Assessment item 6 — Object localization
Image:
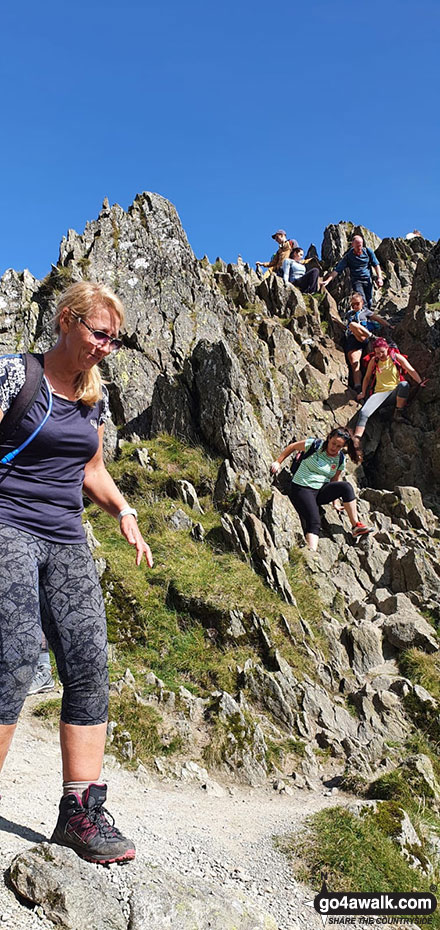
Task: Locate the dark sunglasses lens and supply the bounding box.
[92,330,122,351]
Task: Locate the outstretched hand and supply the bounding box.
[120,515,154,567]
[270,461,281,475]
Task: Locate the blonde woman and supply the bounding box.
[0,282,152,864]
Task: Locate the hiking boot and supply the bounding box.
[352,522,374,538]
[393,408,410,423]
[51,783,135,864]
[27,664,55,695]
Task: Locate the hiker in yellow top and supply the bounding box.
[354,338,427,438]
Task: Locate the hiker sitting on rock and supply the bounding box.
[270,428,372,551]
[354,337,426,438]
[282,247,320,294]
[344,292,394,397]
[322,234,383,309]
[256,229,298,277]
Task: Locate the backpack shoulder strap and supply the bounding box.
[0,353,44,445]
[303,438,322,460]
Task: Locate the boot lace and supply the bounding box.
[88,804,121,838]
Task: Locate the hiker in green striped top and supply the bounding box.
[270,428,373,551]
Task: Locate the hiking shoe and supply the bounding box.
[352,522,374,538]
[51,783,135,864]
[27,664,55,695]
[393,408,410,422]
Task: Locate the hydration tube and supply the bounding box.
[0,375,53,465]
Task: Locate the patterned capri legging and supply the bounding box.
[0,523,108,726]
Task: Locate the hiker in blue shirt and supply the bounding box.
[0,281,153,866]
[344,292,394,396]
[322,235,383,309]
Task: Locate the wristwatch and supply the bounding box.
[118,506,138,524]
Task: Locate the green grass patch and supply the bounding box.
[81,433,332,766]
[108,687,182,768]
[280,805,439,921]
[88,440,320,692]
[266,736,306,769]
[399,649,440,700]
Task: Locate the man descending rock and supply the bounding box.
[322,234,383,308]
[282,247,320,294]
[256,229,298,277]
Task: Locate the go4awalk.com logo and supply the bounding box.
[305,876,437,926]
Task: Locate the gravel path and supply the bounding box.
[0,694,366,929]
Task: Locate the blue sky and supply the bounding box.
[1,0,439,280]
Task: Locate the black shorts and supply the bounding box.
[345,331,370,353]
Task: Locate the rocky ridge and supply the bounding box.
[1,194,440,925]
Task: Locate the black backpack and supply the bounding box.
[0,353,45,457]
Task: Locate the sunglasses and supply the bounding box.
[72,314,123,352]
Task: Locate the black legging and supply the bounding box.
[289,480,355,537]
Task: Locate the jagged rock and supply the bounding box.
[238,482,263,519]
[210,691,268,785]
[382,608,438,653]
[168,508,192,531]
[221,513,250,557]
[413,683,437,708]
[375,236,433,316]
[348,601,378,622]
[402,754,440,803]
[389,548,440,604]
[344,621,384,675]
[129,865,278,929]
[244,513,296,604]
[213,459,238,505]
[361,485,437,532]
[0,269,40,355]
[83,520,101,551]
[395,485,437,531]
[168,478,204,513]
[191,522,205,541]
[240,660,299,731]
[263,488,304,562]
[256,271,306,317]
[321,617,351,676]
[132,447,153,469]
[9,843,127,930]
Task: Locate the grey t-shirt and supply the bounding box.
[0,355,110,544]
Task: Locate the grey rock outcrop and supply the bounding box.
[9,843,127,930]
[2,193,440,793]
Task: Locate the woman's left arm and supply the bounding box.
[83,426,153,567]
[395,354,425,385]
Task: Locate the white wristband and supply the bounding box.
[118,506,138,524]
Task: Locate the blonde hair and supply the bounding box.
[54,282,125,407]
